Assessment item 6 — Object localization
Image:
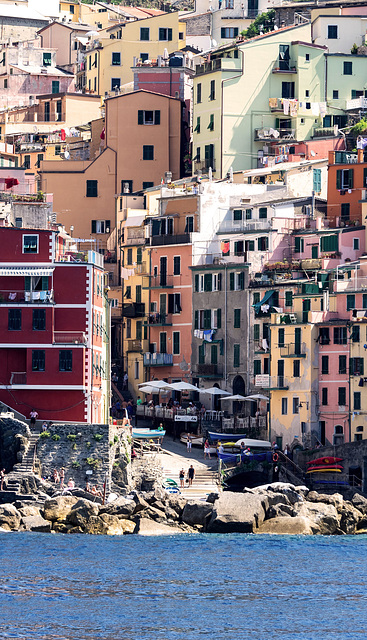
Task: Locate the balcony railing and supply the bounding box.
[0,290,54,304]
[9,372,27,385]
[135,262,149,274]
[53,331,86,345]
[127,339,148,352]
[255,128,296,141]
[269,376,289,390]
[312,125,338,138]
[195,159,216,172]
[346,97,367,110]
[143,275,174,288]
[143,352,173,366]
[269,97,298,112]
[195,57,242,76]
[218,219,272,233]
[150,233,191,247]
[272,59,297,73]
[280,342,306,358]
[334,151,359,165]
[121,302,145,318]
[147,313,172,326]
[192,364,223,378]
[125,228,145,245]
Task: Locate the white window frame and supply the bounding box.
[281,397,288,415]
[199,274,204,292]
[95,220,106,234]
[22,234,39,254]
[234,272,242,290]
[213,273,219,291]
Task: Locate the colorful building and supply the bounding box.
[327,149,367,228]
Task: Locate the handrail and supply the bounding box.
[277,450,306,479]
[32,439,37,473]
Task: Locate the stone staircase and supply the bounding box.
[158,451,220,501]
[13,431,39,474]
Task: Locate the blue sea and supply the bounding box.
[0,532,366,640]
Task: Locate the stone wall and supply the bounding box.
[0,415,31,472]
[181,13,211,36]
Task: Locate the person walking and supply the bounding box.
[204,439,211,459]
[179,468,185,489]
[188,465,195,487]
[187,434,192,452]
[29,409,38,428]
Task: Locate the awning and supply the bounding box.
[76,36,88,45]
[0,267,54,277]
[252,289,275,311]
[122,214,146,228]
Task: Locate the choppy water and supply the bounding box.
[0,532,366,640]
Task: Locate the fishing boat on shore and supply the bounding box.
[132,428,166,439]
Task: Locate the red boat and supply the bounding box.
[307,456,343,466]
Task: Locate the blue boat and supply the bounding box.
[208,431,248,443]
[218,451,272,464]
[132,429,166,439]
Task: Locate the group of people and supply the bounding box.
[179,465,195,489]
[52,468,73,490]
[111,399,135,420]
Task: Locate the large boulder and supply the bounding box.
[100,513,135,535]
[293,501,339,535]
[339,503,363,534]
[100,497,136,519]
[207,492,266,533]
[267,503,295,519]
[182,501,213,527]
[253,483,306,505]
[167,496,187,516]
[135,517,183,535]
[257,516,320,535]
[132,494,151,514]
[306,491,344,512]
[67,499,100,529]
[351,494,367,515]
[22,514,51,533]
[43,495,80,522]
[17,505,42,518]
[0,504,21,530]
[83,516,108,535]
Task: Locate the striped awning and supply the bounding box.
[0,267,54,277]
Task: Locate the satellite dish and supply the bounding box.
[310,150,316,157]
[64,150,70,159]
[211,39,218,47]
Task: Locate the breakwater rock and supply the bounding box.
[1,481,367,536]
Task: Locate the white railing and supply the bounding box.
[346,97,367,110]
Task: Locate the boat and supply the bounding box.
[307,456,343,466]
[307,464,343,472]
[180,432,204,446]
[306,468,342,474]
[234,438,272,449]
[132,428,166,439]
[218,451,272,464]
[208,431,249,443]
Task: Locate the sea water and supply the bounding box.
[0,532,366,640]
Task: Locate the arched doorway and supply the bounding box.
[333,424,344,446]
[232,375,245,415]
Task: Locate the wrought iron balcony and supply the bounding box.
[121,302,145,318]
[272,59,297,73]
[143,352,173,366]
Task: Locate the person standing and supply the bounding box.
[187,434,192,452]
[123,372,128,390]
[30,409,38,427]
[188,465,195,487]
[0,468,5,491]
[179,468,185,489]
[60,468,65,489]
[204,439,211,459]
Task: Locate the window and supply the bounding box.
[320,234,338,253]
[168,293,181,314]
[233,344,240,368]
[341,203,350,222]
[221,27,239,38]
[55,145,61,156]
[37,153,44,168]
[195,148,200,163]
[254,324,260,342]
[112,52,121,65]
[328,25,338,39]
[121,180,133,194]
[185,216,194,233]
[210,80,215,100]
[52,80,59,94]
[353,238,360,251]
[338,387,346,406]
[343,61,352,76]
[173,331,180,355]
[197,83,201,103]
[257,237,268,251]
[32,350,45,372]
[282,82,295,99]
[111,78,121,91]
[313,168,321,193]
[234,308,241,328]
[199,343,205,364]
[33,309,45,331]
[363,293,367,309]
[351,325,360,343]
[347,294,355,311]
[23,234,38,253]
[127,248,133,265]
[134,360,139,380]
[278,328,285,347]
[211,344,218,365]
[194,117,200,133]
[305,54,310,62]
[246,209,252,220]
[254,360,261,375]
[173,256,181,275]
[293,360,300,378]
[138,110,160,125]
[140,27,149,40]
[43,52,52,66]
[59,350,72,372]
[281,398,288,415]
[234,241,244,256]
[339,355,347,375]
[4,79,7,88]
[208,114,214,131]
[86,180,98,197]
[91,220,110,234]
[136,285,142,304]
[253,292,260,306]
[159,28,172,41]
[143,181,153,190]
[229,271,245,291]
[15,217,22,228]
[350,357,364,376]
[321,355,329,375]
[8,309,21,331]
[160,332,167,353]
[285,291,293,308]
[293,397,299,414]
[336,168,353,190]
[24,155,31,169]
[354,392,361,411]
[334,327,347,344]
[294,237,304,253]
[259,207,267,219]
[126,318,131,338]
[321,388,328,406]
[333,90,339,99]
[143,145,154,160]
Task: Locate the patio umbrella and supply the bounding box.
[139,385,162,394]
[138,380,171,389]
[222,394,247,401]
[243,394,269,401]
[168,382,200,391]
[201,387,231,395]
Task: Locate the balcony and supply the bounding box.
[150,233,191,247]
[121,302,145,318]
[147,313,172,326]
[135,262,149,275]
[124,228,145,245]
[269,376,289,390]
[142,275,173,289]
[0,290,54,304]
[255,128,296,141]
[334,151,359,165]
[217,219,272,234]
[346,97,367,110]
[143,352,173,366]
[312,125,338,138]
[9,372,27,385]
[192,364,223,378]
[194,159,216,172]
[53,331,87,345]
[127,339,148,352]
[195,57,242,76]
[272,60,297,74]
[280,342,306,358]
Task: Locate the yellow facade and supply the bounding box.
[83,12,186,95]
[59,1,82,22]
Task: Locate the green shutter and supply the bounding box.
[239,272,245,290]
[348,168,354,189]
[364,167,367,187]
[199,343,205,364]
[217,273,222,290]
[92,220,96,233]
[168,28,172,41]
[233,344,240,368]
[221,27,225,38]
[194,274,199,292]
[234,28,238,37]
[254,324,260,341]
[217,308,221,328]
[211,344,218,365]
[41,276,48,291]
[336,169,342,190]
[138,110,144,124]
[230,272,234,290]
[136,247,142,264]
[254,360,261,375]
[204,273,212,291]
[204,309,211,329]
[194,310,198,329]
[234,309,241,328]
[24,276,31,291]
[154,110,160,125]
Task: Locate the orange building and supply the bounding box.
[327,148,367,227]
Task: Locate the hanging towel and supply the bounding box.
[290,100,298,117]
[311,103,320,116]
[319,102,327,118]
[269,97,278,109]
[203,330,214,342]
[283,99,290,115]
[221,241,230,254]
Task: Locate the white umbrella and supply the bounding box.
[222,394,247,401]
[139,385,162,394]
[168,382,199,391]
[138,380,170,389]
[201,387,231,396]
[243,394,269,401]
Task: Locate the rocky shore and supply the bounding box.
[1,477,367,536]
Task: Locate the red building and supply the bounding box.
[0,227,109,423]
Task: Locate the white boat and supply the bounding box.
[234,438,272,449]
